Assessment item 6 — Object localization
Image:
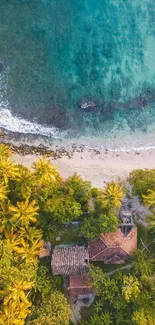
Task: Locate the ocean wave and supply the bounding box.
[101,146,155,152]
[0,69,67,138]
[0,106,67,138]
[1,105,155,152]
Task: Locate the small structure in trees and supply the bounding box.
[39,241,52,259]
[51,246,89,275]
[89,212,137,264]
[69,275,92,297]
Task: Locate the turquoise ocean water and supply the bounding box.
[0,0,155,148]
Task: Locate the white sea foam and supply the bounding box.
[102,146,155,152]
[0,70,155,151]
[1,104,155,152]
[0,68,67,138]
[0,106,67,138]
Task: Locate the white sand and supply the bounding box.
[12,147,155,188]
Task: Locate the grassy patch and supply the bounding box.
[55,225,87,246]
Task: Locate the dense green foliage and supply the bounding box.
[27,291,71,325]
[128,169,155,200]
[1,145,155,325]
[81,260,155,325]
[0,145,72,325]
[0,145,123,324]
[80,181,123,239]
[80,212,119,240]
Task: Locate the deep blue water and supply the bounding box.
[0,0,155,141]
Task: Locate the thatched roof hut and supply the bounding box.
[51,246,89,275]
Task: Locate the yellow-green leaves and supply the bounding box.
[0,300,32,325]
[142,190,155,230]
[1,280,33,306]
[0,182,8,201]
[142,189,155,208]
[4,227,42,264]
[31,291,71,325]
[0,146,44,325]
[132,309,155,325]
[12,237,43,264]
[122,275,140,302]
[0,144,12,159]
[32,156,61,185]
[15,165,35,199]
[9,199,39,228]
[0,158,19,184]
[98,181,124,210]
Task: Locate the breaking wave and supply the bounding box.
[0,70,67,138]
[0,106,67,138]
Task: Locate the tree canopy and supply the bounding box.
[128,169,155,200]
[1,144,155,325]
[0,146,72,325]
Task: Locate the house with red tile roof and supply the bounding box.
[50,210,137,298]
[69,275,92,296]
[89,211,137,264]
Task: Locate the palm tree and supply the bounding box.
[9,199,39,229]
[0,158,18,184]
[0,280,33,306]
[142,189,155,210]
[13,237,43,264]
[89,314,101,325]
[132,249,154,276]
[4,229,21,250]
[0,144,12,159]
[0,182,8,201]
[142,190,155,230]
[0,200,12,233]
[100,311,113,325]
[15,165,35,199]
[115,310,129,325]
[5,227,42,263]
[93,301,103,313]
[98,182,123,210]
[32,156,61,184]
[18,226,42,244]
[0,299,31,325]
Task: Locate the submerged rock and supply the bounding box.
[142,89,155,103]
[0,61,4,73]
[122,96,148,110]
[122,88,155,111]
[77,99,99,111]
[101,102,116,118]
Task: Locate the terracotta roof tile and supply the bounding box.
[100,229,124,247]
[121,227,137,254]
[88,239,107,259]
[89,227,137,263]
[69,276,92,296]
[90,247,130,261]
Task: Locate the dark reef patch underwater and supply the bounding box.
[0,0,155,141]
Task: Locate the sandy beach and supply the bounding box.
[12,146,155,188]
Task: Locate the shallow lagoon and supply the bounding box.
[0,0,155,145]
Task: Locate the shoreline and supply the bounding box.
[2,125,155,153]
[9,142,155,188]
[1,129,155,188]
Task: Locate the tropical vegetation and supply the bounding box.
[0,145,155,324]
